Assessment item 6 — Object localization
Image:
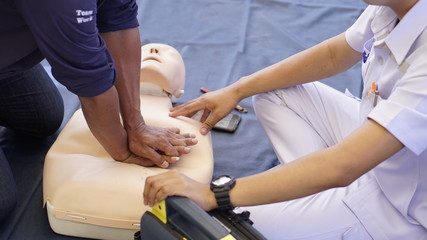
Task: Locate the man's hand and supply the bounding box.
[99,27,199,167]
[126,124,198,168]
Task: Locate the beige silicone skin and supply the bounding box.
[43,44,213,240]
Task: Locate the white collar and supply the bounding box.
[384,0,427,65]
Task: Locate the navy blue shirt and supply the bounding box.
[0,0,139,97]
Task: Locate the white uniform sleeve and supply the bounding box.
[345,6,377,53]
[368,43,427,155]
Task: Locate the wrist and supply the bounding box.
[210,175,236,210]
[206,188,218,210]
[227,77,250,101]
[115,151,132,162]
[123,115,145,131]
[108,135,132,161]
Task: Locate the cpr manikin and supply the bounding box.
[43,44,214,240]
[140,43,185,102]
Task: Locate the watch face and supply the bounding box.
[212,175,232,186]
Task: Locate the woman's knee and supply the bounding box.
[252,91,281,113]
[252,87,299,109]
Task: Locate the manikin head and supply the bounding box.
[140,43,185,102]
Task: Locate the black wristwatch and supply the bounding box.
[210,175,236,210]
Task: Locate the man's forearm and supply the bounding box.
[75,28,142,161]
[79,87,130,161]
[100,27,143,130]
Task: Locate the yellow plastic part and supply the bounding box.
[151,200,167,224]
[220,234,237,240]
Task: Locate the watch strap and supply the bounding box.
[213,187,233,210]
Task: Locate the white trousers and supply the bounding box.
[240,82,373,240]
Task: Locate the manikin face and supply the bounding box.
[140,43,185,98]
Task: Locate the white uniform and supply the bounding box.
[242,2,427,239]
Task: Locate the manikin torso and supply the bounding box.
[42,44,213,240]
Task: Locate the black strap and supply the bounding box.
[214,189,233,210]
[209,209,268,240]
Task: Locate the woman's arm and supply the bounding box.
[169,33,361,134]
[228,32,361,100]
[144,119,404,210]
[230,119,403,207]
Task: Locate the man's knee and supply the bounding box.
[0,151,18,221]
[34,91,65,137]
[19,105,64,137]
[0,191,17,221]
[0,98,64,137]
[37,106,64,137]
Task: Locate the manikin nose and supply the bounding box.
[150,48,159,54]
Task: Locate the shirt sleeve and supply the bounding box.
[14,0,137,97]
[345,6,376,53]
[368,44,427,155]
[97,0,139,33]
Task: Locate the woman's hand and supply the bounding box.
[143,171,217,211]
[169,88,240,135]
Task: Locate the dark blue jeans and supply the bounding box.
[0,63,64,220]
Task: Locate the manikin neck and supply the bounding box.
[140,82,181,103]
